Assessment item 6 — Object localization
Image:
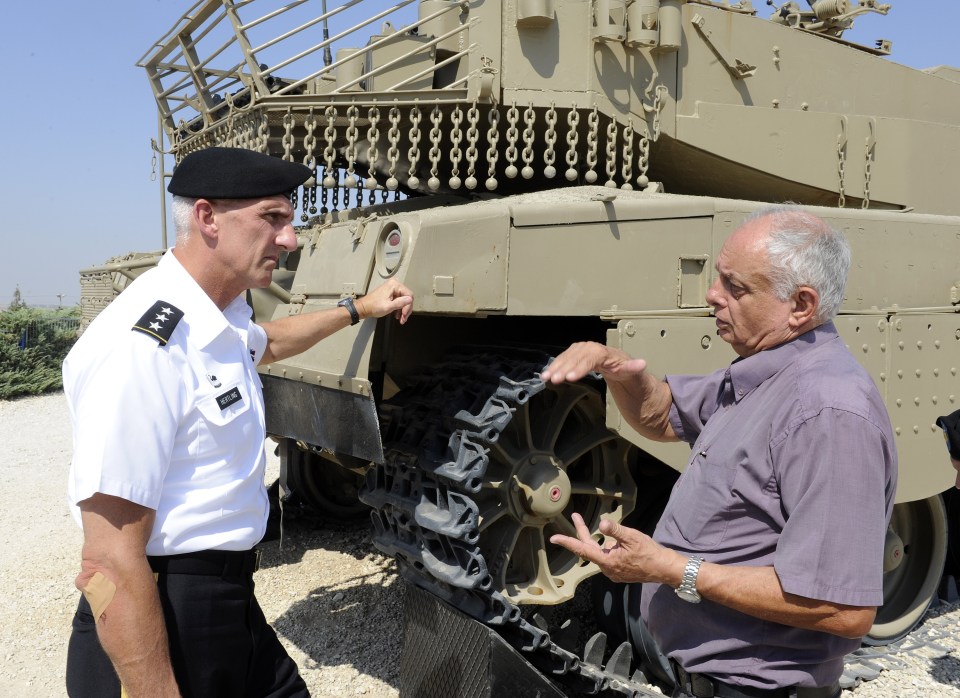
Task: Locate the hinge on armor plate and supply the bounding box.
[288,294,306,314]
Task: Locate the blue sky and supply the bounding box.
[0,1,957,307]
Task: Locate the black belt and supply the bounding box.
[148,548,261,577]
[672,660,840,698]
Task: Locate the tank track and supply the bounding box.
[361,350,663,697]
[360,350,902,695]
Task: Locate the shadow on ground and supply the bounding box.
[258,517,404,691]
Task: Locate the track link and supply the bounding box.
[361,351,660,696]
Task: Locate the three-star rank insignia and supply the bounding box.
[132,301,184,346]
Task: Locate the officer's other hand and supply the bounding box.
[356,279,414,324]
[540,342,648,385]
[549,513,665,584]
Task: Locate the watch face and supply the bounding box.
[676,588,701,603]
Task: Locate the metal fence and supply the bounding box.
[11,316,81,350]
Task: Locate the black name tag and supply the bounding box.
[216,387,242,410]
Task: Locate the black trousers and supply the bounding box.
[66,566,309,698]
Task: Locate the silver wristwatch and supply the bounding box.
[675,556,704,603]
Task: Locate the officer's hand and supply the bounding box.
[356,279,414,324]
[550,513,667,584]
[540,342,648,385]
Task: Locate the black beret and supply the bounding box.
[936,408,960,460]
[167,147,312,199]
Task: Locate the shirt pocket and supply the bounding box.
[670,457,739,548]
[194,385,256,461]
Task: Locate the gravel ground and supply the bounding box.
[1,391,958,697]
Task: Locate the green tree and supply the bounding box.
[0,306,80,399]
[8,285,26,311]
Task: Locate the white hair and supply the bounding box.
[171,196,198,246]
[745,206,851,322]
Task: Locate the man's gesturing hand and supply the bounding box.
[540,342,648,385]
[550,513,675,585]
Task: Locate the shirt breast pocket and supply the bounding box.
[195,385,255,457]
[670,458,739,548]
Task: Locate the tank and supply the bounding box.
[125,0,960,691]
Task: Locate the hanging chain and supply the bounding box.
[465,101,480,189]
[585,105,599,184]
[620,120,634,190]
[605,120,618,187]
[282,108,295,161]
[257,112,269,153]
[485,106,500,191]
[331,168,340,210]
[862,122,875,209]
[225,96,237,147]
[386,104,401,191]
[301,109,318,221]
[565,106,580,182]
[449,105,464,189]
[543,103,558,179]
[505,102,520,179]
[344,104,359,188]
[428,103,443,191]
[407,105,422,189]
[521,103,536,180]
[837,117,847,208]
[322,106,338,188]
[651,85,667,142]
[637,134,651,189]
[365,106,381,196]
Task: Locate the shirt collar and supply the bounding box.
[727,322,840,402]
[157,250,250,349]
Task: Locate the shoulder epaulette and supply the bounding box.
[132,301,184,346]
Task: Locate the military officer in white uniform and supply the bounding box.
[64,147,414,698]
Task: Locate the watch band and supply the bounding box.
[675,555,704,603]
[337,297,360,325]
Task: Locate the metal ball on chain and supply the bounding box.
[521,166,534,179]
[585,170,598,184]
[565,168,578,181]
[428,176,441,191]
[485,177,498,191]
[449,176,462,189]
[386,177,398,191]
[465,176,478,189]
[505,165,518,178]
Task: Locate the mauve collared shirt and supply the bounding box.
[639,321,897,690]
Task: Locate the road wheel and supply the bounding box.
[865,494,948,644]
[279,438,370,522]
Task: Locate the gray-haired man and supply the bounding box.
[545,208,897,698]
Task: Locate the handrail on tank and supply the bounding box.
[138,0,474,139]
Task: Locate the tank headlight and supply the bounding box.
[376,222,406,276]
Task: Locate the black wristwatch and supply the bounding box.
[337,297,360,325]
